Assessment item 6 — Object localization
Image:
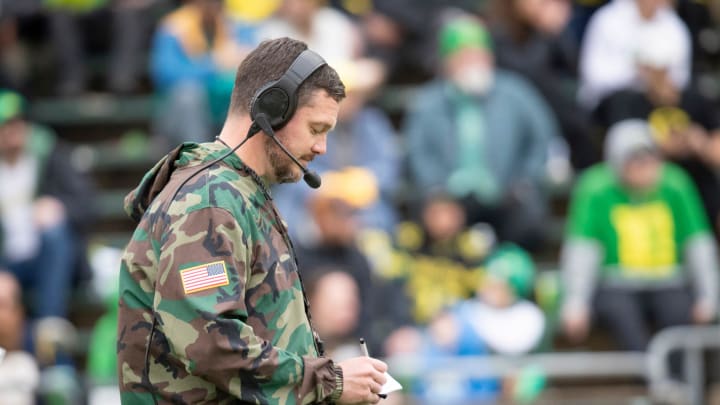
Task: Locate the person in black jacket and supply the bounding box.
[0,90,95,320]
[486,0,600,169]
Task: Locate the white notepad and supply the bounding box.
[380,372,402,395]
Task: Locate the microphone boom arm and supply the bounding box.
[254,113,322,188]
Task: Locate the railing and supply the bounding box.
[387,351,647,380]
[647,325,720,405]
[386,325,720,405]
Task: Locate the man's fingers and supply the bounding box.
[366,393,381,404]
[370,369,387,386]
[370,358,388,373]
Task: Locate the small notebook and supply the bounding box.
[380,372,402,395]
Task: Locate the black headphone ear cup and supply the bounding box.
[249,50,325,131]
[251,83,292,129]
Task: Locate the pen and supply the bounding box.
[359,338,369,357]
[360,338,386,399]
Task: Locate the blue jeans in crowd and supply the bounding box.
[2,221,77,319]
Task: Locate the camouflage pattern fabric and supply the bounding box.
[117,142,337,404]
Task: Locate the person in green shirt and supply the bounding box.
[560,119,718,350]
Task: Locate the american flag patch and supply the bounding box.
[180,261,229,295]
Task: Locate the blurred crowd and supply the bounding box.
[1,0,720,403]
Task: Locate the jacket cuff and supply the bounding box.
[298,356,336,404]
[329,365,344,402]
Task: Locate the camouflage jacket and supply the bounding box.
[117,142,338,404]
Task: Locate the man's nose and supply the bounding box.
[311,136,327,155]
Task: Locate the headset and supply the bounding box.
[248,49,326,188]
[245,48,326,188]
[167,48,327,199]
[250,49,326,133]
[140,48,327,404]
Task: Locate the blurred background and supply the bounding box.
[1,0,720,404]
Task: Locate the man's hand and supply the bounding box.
[33,196,66,230]
[336,356,387,404]
[562,305,590,343]
[692,300,716,324]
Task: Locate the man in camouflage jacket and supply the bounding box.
[117,38,387,404]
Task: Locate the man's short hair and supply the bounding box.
[229,37,346,114]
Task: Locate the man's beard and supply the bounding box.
[265,135,299,184]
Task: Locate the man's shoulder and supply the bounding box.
[573,164,616,196]
[493,70,542,99]
[169,163,264,215]
[659,163,696,193]
[412,80,448,103]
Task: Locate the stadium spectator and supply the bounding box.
[358,194,494,327]
[259,0,362,63]
[357,0,440,84]
[0,271,39,405]
[403,15,559,251]
[412,244,546,405]
[0,0,33,92]
[273,58,400,235]
[305,269,363,360]
[578,0,692,109]
[294,169,408,356]
[594,27,720,236]
[46,0,157,95]
[487,0,600,169]
[150,0,257,145]
[560,119,719,351]
[0,90,95,321]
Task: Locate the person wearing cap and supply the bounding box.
[404,15,560,252]
[436,242,545,360]
[0,90,95,322]
[413,243,546,405]
[593,24,720,237]
[296,168,378,336]
[560,119,719,350]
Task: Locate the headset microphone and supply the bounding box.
[254,113,322,189]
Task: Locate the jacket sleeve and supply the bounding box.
[685,234,719,316]
[560,172,603,312]
[512,75,557,185]
[154,206,337,403]
[403,85,450,194]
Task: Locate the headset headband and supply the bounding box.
[250,49,327,131]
